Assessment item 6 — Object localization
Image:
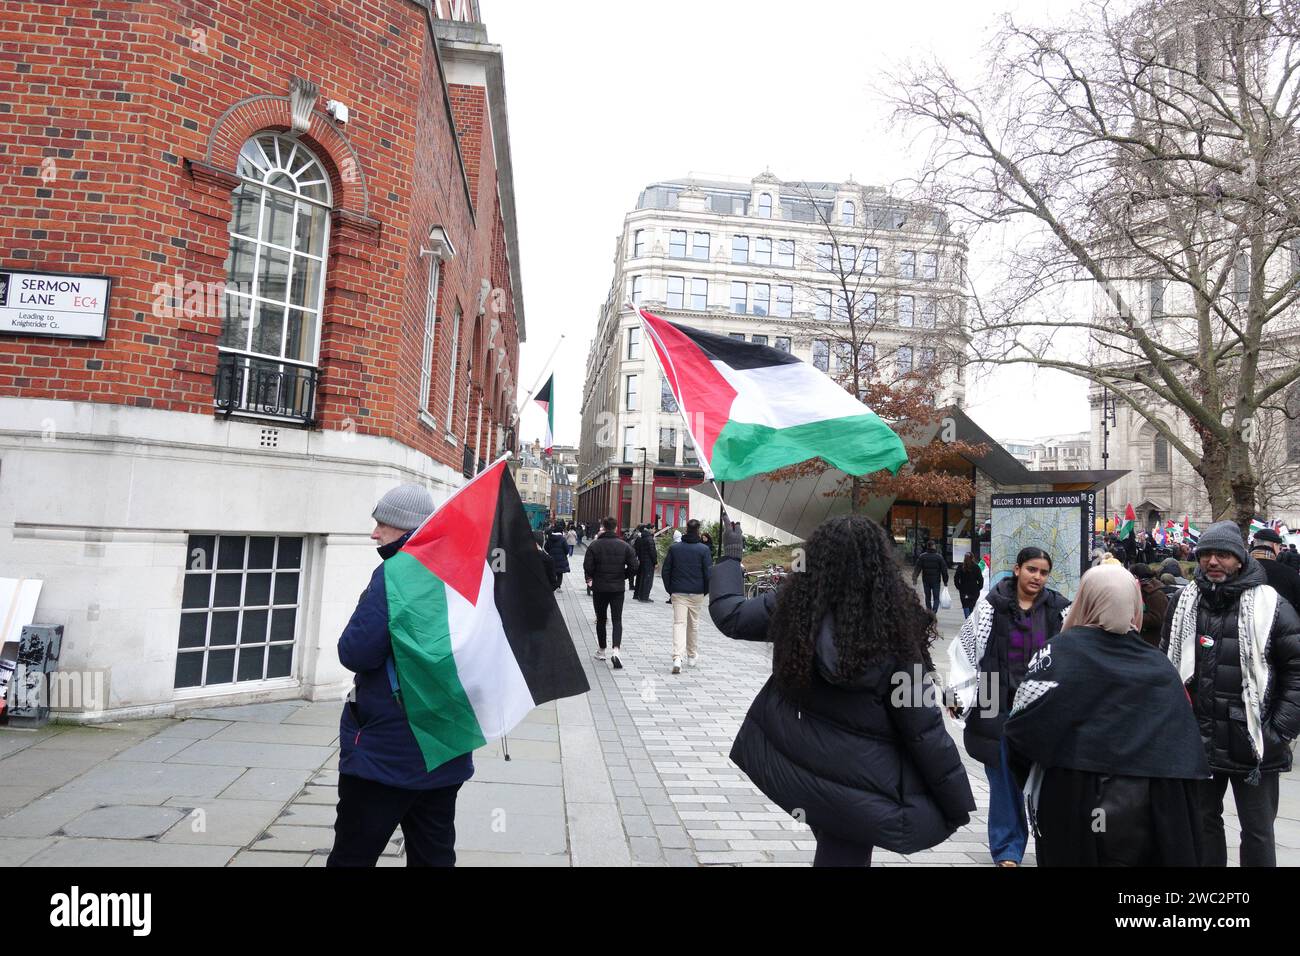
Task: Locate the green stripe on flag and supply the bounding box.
[384,551,486,770]
[710,413,907,482]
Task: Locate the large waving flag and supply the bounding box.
[534,375,554,454]
[386,459,588,769]
[1183,515,1200,544]
[1118,503,1136,539]
[640,308,907,481]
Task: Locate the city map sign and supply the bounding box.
[0,271,111,340]
[990,491,1097,600]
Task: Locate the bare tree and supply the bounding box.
[766,183,982,511]
[889,0,1300,530]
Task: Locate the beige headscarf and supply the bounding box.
[1062,564,1144,634]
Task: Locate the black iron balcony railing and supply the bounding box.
[462,444,476,479]
[215,353,319,424]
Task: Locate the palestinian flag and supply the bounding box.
[640,309,907,481]
[534,375,554,454]
[1249,516,1267,538]
[385,459,588,769]
[1118,503,1136,540]
[1183,516,1200,544]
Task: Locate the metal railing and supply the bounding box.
[215,354,318,424]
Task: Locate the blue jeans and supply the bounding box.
[923,581,941,611]
[984,736,1028,863]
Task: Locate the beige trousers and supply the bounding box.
[670,592,706,659]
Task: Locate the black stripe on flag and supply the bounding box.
[668,320,802,371]
[489,468,589,705]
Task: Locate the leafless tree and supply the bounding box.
[889,0,1300,529]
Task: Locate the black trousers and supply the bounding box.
[811,827,873,867]
[593,590,625,649]
[922,580,941,612]
[327,773,462,867]
[1198,772,1280,867]
[634,564,655,600]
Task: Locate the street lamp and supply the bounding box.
[1101,387,1118,531]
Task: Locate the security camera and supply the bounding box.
[326,100,349,124]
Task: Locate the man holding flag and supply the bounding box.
[328,473,588,867]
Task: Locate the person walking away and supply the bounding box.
[534,531,558,590]
[634,525,658,602]
[1130,565,1169,648]
[661,518,712,674]
[544,524,569,591]
[911,540,949,613]
[1004,564,1209,865]
[329,484,473,867]
[710,513,974,866]
[1161,521,1300,867]
[565,526,577,557]
[954,553,983,619]
[1250,528,1300,613]
[1161,558,1190,588]
[575,523,584,547]
[583,516,638,669]
[948,546,1071,866]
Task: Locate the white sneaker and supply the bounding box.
[671,657,682,675]
[611,648,623,670]
[687,654,699,668]
[593,649,606,661]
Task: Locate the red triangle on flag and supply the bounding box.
[402,459,507,605]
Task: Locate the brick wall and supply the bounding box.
[0,0,519,472]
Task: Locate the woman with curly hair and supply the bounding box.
[709,512,975,867]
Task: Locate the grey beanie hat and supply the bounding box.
[372,483,435,531]
[1196,520,1247,563]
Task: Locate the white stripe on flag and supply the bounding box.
[446,560,535,740]
[713,359,879,431]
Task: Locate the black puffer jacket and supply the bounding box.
[634,531,658,570]
[662,534,712,594]
[582,531,638,593]
[544,531,570,574]
[1160,559,1300,774]
[962,578,1071,767]
[709,558,975,853]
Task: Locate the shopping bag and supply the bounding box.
[939,585,952,610]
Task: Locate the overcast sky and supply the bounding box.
[481,0,1093,448]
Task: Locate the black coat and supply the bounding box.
[536,547,559,590]
[544,532,570,574]
[953,563,983,601]
[634,532,658,569]
[582,531,638,593]
[1160,559,1300,774]
[962,579,1071,767]
[913,550,949,586]
[1258,557,1300,617]
[709,558,975,853]
[662,535,712,594]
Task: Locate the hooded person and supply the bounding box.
[1004,565,1209,866]
[1160,558,1190,587]
[1160,520,1300,867]
[328,484,474,868]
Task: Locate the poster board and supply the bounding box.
[952,537,972,564]
[990,492,1095,600]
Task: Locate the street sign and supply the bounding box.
[0,270,111,340]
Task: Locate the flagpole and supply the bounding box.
[516,334,567,417]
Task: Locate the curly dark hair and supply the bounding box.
[767,515,937,694]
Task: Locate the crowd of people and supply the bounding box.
[329,483,1300,869]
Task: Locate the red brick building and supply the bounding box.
[0,0,527,717]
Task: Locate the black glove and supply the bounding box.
[722,518,745,560]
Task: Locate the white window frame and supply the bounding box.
[841,200,855,226]
[690,277,708,310]
[444,306,462,436]
[691,231,710,260]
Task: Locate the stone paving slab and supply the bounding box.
[165,739,335,770]
[0,792,106,837]
[217,766,316,801]
[0,836,57,866]
[23,838,242,867]
[186,701,305,724]
[228,850,312,867]
[62,805,186,839]
[60,761,246,802]
[159,798,288,846]
[208,721,340,747]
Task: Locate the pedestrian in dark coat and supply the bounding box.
[953,553,983,619]
[1130,564,1169,647]
[1250,528,1300,613]
[544,525,569,591]
[583,517,639,668]
[947,547,1071,865]
[1160,521,1300,867]
[1005,565,1209,866]
[329,484,474,868]
[710,513,974,866]
[633,527,658,602]
[911,540,949,612]
[534,531,558,590]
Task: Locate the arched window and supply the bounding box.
[1154,433,1169,472]
[841,200,856,226]
[757,193,772,219]
[218,134,331,421]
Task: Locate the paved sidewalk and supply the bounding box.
[2,544,1296,866]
